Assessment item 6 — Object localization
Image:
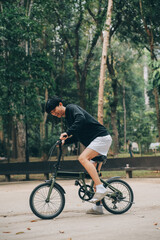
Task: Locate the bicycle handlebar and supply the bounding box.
[56,139,62,146]
[47,139,62,163]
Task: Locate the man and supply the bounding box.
[127,140,134,158]
[46,96,112,214]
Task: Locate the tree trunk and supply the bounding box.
[98,0,113,124]
[110,110,119,154]
[15,0,34,163]
[0,117,3,143]
[110,79,119,154]
[11,122,17,159]
[17,116,26,162]
[123,78,127,150]
[78,77,86,108]
[40,89,49,161]
[40,89,48,140]
[107,54,119,154]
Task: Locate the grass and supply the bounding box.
[0,170,160,182]
[109,152,160,158]
[102,170,160,178]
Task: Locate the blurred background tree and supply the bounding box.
[0,0,159,161]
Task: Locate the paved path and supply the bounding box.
[0,178,160,240]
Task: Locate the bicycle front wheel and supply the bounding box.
[29,182,65,219]
[102,179,134,214]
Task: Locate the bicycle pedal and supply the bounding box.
[75,180,80,186]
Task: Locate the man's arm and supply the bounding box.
[64,135,78,145]
[66,105,86,136]
[59,132,78,145]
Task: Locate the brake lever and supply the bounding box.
[56,134,72,145]
[56,139,62,145]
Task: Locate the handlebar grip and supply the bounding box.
[56,139,62,145]
[56,134,72,145]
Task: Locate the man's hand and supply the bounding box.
[56,139,65,147]
[60,132,68,141]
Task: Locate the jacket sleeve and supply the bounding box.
[64,135,78,145]
[66,105,86,137]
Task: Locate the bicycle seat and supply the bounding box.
[92,155,107,163]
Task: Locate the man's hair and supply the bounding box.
[45,96,62,114]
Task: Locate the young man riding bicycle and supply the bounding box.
[46,96,112,215]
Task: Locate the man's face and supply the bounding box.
[50,103,65,118]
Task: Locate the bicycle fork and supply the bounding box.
[45,176,56,203]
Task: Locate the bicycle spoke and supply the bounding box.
[102,179,133,214]
[30,183,65,219]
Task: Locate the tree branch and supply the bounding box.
[54,8,75,58]
[98,0,102,16]
[74,0,83,76]
[83,1,108,78]
[139,0,155,60]
[86,5,97,23]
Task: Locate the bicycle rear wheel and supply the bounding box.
[29,182,65,219]
[102,179,134,214]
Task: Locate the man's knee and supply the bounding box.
[78,155,88,165]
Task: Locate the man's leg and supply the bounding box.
[86,161,104,215]
[78,147,101,185]
[78,148,108,203]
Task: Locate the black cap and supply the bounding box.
[45,96,62,114]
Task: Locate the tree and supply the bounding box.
[98,0,113,124]
[114,0,160,141]
[0,1,53,161]
[0,0,159,160]
[139,0,160,141]
[45,0,109,107]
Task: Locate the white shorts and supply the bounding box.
[87,135,112,156]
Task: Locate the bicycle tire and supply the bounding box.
[29,182,65,219]
[102,179,134,214]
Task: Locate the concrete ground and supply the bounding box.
[0,178,160,240]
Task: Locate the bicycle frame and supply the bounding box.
[30,140,134,220]
[46,140,122,202]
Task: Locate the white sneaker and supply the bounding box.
[89,190,108,203]
[86,207,104,215]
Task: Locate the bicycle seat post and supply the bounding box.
[96,162,99,171]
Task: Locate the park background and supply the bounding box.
[0,0,160,165]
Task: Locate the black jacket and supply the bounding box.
[65,104,108,147]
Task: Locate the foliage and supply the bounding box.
[0,1,53,122]
[0,0,160,160]
[150,60,160,92]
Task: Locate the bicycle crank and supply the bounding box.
[78,185,94,201]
